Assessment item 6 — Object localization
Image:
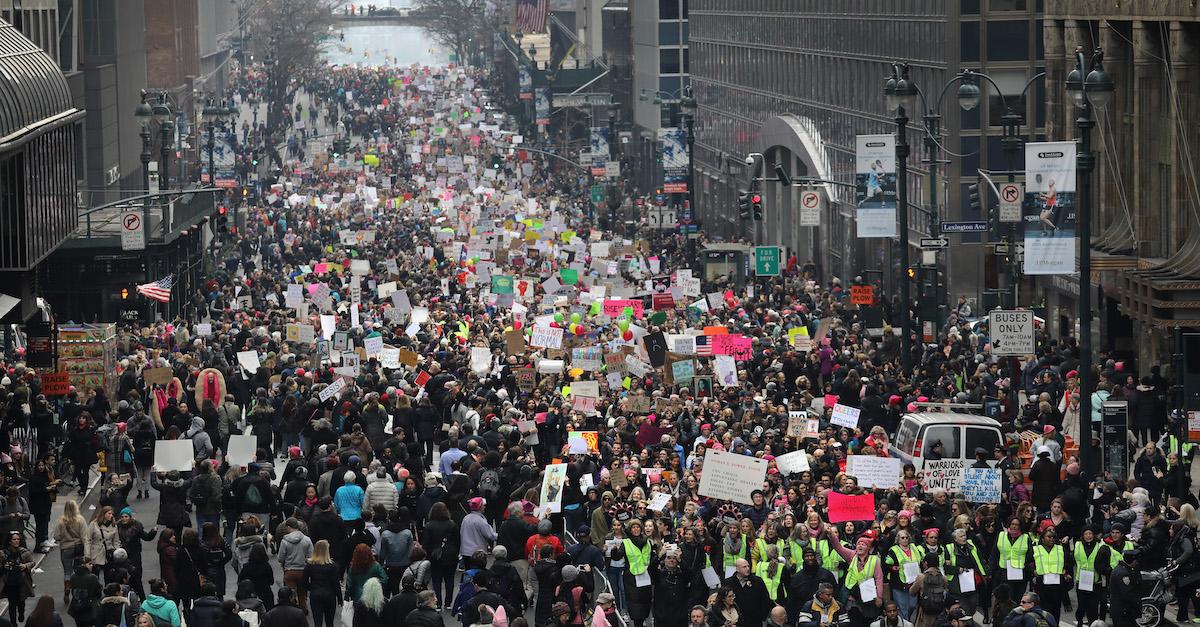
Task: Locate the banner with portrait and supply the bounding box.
[658,128,689,193]
[1023,141,1077,275]
[854,134,897,238]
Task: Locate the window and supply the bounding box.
[965,427,1001,456]
[990,0,1027,10]
[660,0,679,20]
[960,21,980,62]
[81,0,114,57]
[960,136,980,176]
[660,48,681,74]
[987,68,1032,127]
[924,426,961,458]
[659,22,680,45]
[961,0,980,14]
[683,48,689,74]
[987,20,1029,61]
[895,420,918,455]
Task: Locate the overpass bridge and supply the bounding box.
[333,11,432,24]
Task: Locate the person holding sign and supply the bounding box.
[1030,525,1073,622]
[826,525,884,627]
[611,518,654,627]
[884,530,924,620]
[941,528,987,618]
[992,517,1034,603]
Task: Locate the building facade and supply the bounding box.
[688,0,1043,304]
[629,0,689,198]
[1042,2,1200,367]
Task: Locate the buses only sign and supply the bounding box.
[989,310,1034,356]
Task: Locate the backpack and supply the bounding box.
[478,468,501,499]
[919,570,947,613]
[69,585,93,616]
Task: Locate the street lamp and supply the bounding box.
[883,63,918,370]
[1065,46,1113,475]
[679,85,698,269]
[134,92,155,320]
[152,94,174,191]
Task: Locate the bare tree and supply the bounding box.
[245,0,339,165]
[413,0,492,66]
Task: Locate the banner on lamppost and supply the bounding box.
[1023,141,1077,275]
[658,127,689,193]
[535,88,550,126]
[589,127,609,177]
[201,129,238,188]
[854,134,897,238]
[519,66,533,100]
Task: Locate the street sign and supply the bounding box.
[798,190,822,226]
[648,207,677,229]
[992,243,1025,256]
[941,221,989,233]
[920,238,949,249]
[605,161,620,179]
[754,246,781,277]
[999,182,1023,222]
[989,310,1034,356]
[121,210,145,251]
[590,184,605,205]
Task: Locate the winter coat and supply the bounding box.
[277,530,313,571]
[97,594,139,627]
[239,557,275,604]
[86,520,120,565]
[301,561,342,602]
[174,546,203,600]
[1028,457,1060,511]
[142,594,182,627]
[363,475,399,513]
[404,607,447,627]
[187,417,214,460]
[191,472,225,516]
[379,527,414,568]
[189,596,224,627]
[152,474,193,529]
[345,562,388,602]
[233,533,266,567]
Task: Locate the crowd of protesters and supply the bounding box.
[0,54,1194,627]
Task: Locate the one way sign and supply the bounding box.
[920,238,949,249]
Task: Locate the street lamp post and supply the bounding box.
[135,93,155,321]
[884,64,918,371]
[153,94,174,192]
[1066,46,1114,475]
[680,86,698,269]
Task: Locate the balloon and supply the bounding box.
[622,330,633,341]
[618,319,630,332]
[562,386,572,398]
[570,312,582,324]
[554,312,565,324]
[568,324,577,334]
[622,306,634,318]
[574,325,586,336]
[512,320,522,330]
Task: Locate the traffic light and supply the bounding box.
[751,193,763,221]
[968,183,982,215]
[737,190,751,220]
[906,266,918,280]
[215,205,228,232]
[120,288,129,300]
[242,187,249,200]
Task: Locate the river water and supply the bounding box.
[325,23,450,68]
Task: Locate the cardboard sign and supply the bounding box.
[830,403,861,429]
[516,369,536,392]
[225,434,257,466]
[961,467,1002,503]
[530,325,564,349]
[626,394,651,413]
[845,455,904,489]
[153,440,194,472]
[697,449,767,506]
[850,285,874,305]
[143,366,174,386]
[399,349,419,367]
[774,450,810,475]
[828,492,876,522]
[40,372,72,396]
[539,463,568,513]
[787,411,805,438]
[924,459,966,492]
[504,330,526,355]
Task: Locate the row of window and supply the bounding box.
[961,19,1043,62]
[690,12,946,65]
[690,0,946,17]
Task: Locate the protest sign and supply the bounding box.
[647,492,672,512]
[961,467,1002,503]
[530,325,564,349]
[697,449,767,506]
[143,366,173,386]
[845,456,904,489]
[924,459,966,492]
[830,403,861,429]
[194,323,212,337]
[226,435,257,466]
[540,463,568,513]
[774,450,810,475]
[671,359,695,383]
[787,411,805,438]
[828,492,876,522]
[236,351,261,374]
[318,377,347,402]
[805,418,821,439]
[153,440,194,472]
[567,431,600,454]
[470,347,492,374]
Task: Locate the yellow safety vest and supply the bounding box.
[755,538,786,566]
[998,533,1031,568]
[623,538,651,575]
[1073,542,1100,580]
[1166,436,1195,460]
[844,554,878,590]
[1033,544,1065,577]
[817,538,845,576]
[788,540,807,568]
[755,561,784,601]
[887,545,925,584]
[723,534,749,568]
[942,541,986,581]
[1108,540,1134,570]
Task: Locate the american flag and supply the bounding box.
[136,274,174,303]
[695,335,712,357]
[515,0,547,33]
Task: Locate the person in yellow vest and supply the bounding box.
[720,521,749,579]
[754,544,789,605]
[753,524,788,570]
[827,525,884,627]
[942,528,987,618]
[1072,525,1106,626]
[992,517,1033,603]
[613,518,654,627]
[884,530,924,620]
[1030,526,1073,622]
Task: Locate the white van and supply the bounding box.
[889,412,1004,471]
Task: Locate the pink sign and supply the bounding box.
[602,299,644,318]
[313,263,328,274]
[711,334,752,360]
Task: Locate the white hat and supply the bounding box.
[1036,445,1051,456]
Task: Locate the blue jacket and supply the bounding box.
[334,483,365,521]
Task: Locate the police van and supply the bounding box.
[888,411,1004,491]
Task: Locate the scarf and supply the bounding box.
[724,534,742,557]
[154,388,169,415]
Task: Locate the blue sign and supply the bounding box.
[941,221,989,233]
